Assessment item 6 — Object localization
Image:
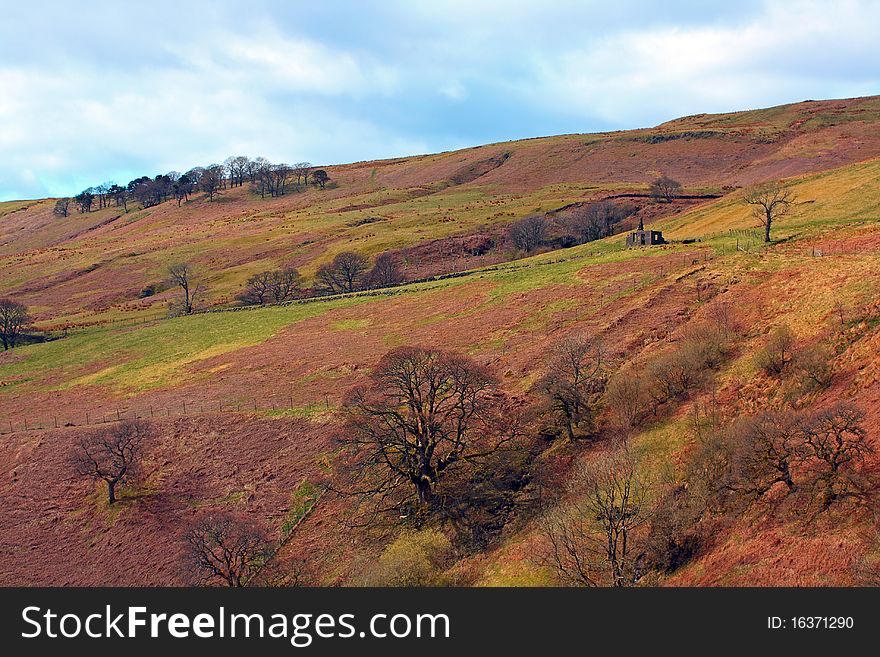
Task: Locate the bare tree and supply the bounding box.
[340,347,516,512]
[541,447,650,586]
[168,262,204,315]
[269,268,301,303]
[565,201,637,243]
[0,298,31,350]
[293,162,312,188]
[535,335,605,441]
[71,420,148,505]
[650,175,682,203]
[367,252,404,288]
[53,198,70,217]
[744,182,795,242]
[238,268,301,305]
[201,164,225,201]
[239,270,274,305]
[604,367,653,430]
[316,251,369,294]
[726,411,801,498]
[800,403,872,509]
[185,513,270,586]
[509,214,547,253]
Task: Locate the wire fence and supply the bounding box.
[0,394,334,435]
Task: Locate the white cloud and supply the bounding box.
[524,0,880,125]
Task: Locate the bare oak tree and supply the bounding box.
[340,347,516,512]
[535,335,605,441]
[800,403,872,509]
[0,298,31,350]
[541,447,650,586]
[72,420,149,504]
[185,513,270,586]
[744,182,795,242]
[200,164,225,201]
[316,251,369,294]
[367,252,404,289]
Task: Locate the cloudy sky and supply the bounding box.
[2,0,879,201]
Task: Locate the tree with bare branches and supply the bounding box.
[509,214,547,253]
[185,513,270,587]
[240,270,274,305]
[800,403,872,509]
[200,164,225,201]
[650,175,682,203]
[0,298,31,350]
[316,251,369,294]
[744,182,795,242]
[535,335,606,441]
[367,252,404,288]
[541,447,650,586]
[340,347,518,513]
[168,262,204,315]
[71,420,149,505]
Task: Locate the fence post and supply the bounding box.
[183,401,187,414]
[54,416,58,429]
[116,408,120,421]
[150,405,154,418]
[86,412,90,425]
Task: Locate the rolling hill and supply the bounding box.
[1,95,880,586]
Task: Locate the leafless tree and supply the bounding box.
[799,403,872,509]
[726,410,801,498]
[339,347,518,513]
[604,367,653,430]
[368,253,404,288]
[200,164,225,201]
[744,182,796,242]
[509,214,547,253]
[269,268,301,303]
[239,271,273,305]
[0,298,31,350]
[185,513,271,586]
[71,420,149,505]
[535,335,605,441]
[565,201,637,243]
[650,175,682,203]
[53,198,70,217]
[540,447,650,586]
[317,251,369,294]
[224,155,251,187]
[168,262,204,315]
[293,162,312,188]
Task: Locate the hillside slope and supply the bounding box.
[2,96,880,329]
[1,97,879,586]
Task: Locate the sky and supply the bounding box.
[1,0,879,201]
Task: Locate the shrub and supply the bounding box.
[793,344,833,390]
[370,529,453,586]
[604,368,653,429]
[755,325,795,376]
